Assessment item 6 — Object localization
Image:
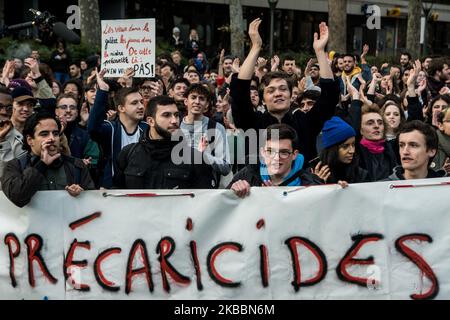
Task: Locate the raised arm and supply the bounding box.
[313,22,333,80]
[238,18,262,80]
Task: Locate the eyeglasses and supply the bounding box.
[57,104,78,111]
[264,149,293,159]
[0,104,12,112]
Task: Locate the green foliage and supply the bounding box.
[0,36,99,65]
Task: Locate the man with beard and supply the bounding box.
[114,95,216,189]
[88,70,148,188]
[339,53,371,96]
[1,112,94,207]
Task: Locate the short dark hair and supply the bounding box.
[398,120,438,152]
[428,57,449,77]
[342,53,355,60]
[161,62,176,72]
[84,80,97,92]
[260,72,293,96]
[184,83,211,101]
[282,55,296,64]
[70,61,81,69]
[223,55,233,62]
[264,123,299,150]
[62,79,83,95]
[114,87,141,107]
[400,52,412,60]
[146,95,176,118]
[168,78,190,91]
[22,112,61,152]
[426,94,450,124]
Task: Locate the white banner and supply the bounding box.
[101,18,156,78]
[1,179,450,300]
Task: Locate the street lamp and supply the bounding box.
[268,0,278,57]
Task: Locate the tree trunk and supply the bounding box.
[328,0,347,53]
[229,0,245,59]
[406,0,422,58]
[79,0,101,48]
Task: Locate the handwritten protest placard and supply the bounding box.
[101,19,155,78]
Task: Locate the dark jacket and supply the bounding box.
[385,166,447,181]
[348,99,399,181]
[227,162,323,188]
[65,122,90,159]
[87,89,148,188]
[114,131,216,189]
[1,153,94,208]
[230,75,340,163]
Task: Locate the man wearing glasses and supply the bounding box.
[55,93,89,159]
[228,124,322,198]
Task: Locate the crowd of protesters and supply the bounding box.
[0,18,449,207]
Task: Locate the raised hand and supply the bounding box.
[231,58,241,74]
[40,139,61,165]
[0,120,12,141]
[248,18,263,49]
[313,161,331,183]
[313,22,329,53]
[271,55,280,71]
[24,58,41,78]
[96,69,110,91]
[120,67,135,87]
[362,44,369,55]
[79,102,90,126]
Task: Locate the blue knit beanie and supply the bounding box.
[321,116,356,149]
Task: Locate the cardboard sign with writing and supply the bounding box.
[101,19,155,78]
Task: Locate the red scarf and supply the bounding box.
[360,138,385,154]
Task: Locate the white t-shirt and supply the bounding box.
[120,125,140,149]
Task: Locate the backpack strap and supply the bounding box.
[278,170,302,187]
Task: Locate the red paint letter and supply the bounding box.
[395,234,439,300]
[64,239,91,291]
[207,242,243,288]
[336,234,384,287]
[285,237,327,291]
[125,239,153,294]
[157,237,191,293]
[4,233,20,288]
[25,234,58,287]
[94,247,122,292]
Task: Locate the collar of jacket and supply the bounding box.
[342,66,362,79]
[390,165,447,180]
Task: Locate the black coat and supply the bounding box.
[230,75,340,163]
[1,154,94,208]
[114,133,216,189]
[385,166,447,181]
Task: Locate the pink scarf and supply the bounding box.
[360,138,385,154]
